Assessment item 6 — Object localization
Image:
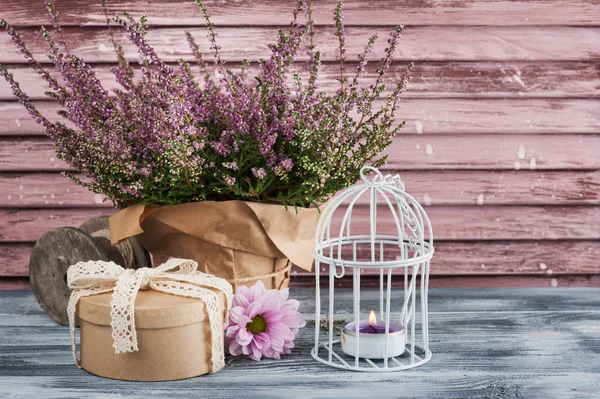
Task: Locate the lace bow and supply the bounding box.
[66,258,233,373]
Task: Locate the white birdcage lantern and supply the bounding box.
[311,166,434,372]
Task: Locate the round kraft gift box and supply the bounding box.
[77,290,224,381]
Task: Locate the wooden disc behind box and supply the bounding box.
[29,227,109,325]
[79,216,151,269]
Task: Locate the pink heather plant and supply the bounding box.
[0,1,414,209]
[225,281,306,361]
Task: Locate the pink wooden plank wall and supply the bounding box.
[0,0,598,289]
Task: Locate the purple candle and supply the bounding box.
[345,310,403,334]
[341,311,406,359]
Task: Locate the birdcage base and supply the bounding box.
[311,340,432,372]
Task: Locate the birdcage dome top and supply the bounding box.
[313,166,434,269]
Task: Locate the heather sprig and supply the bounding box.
[333,2,347,92]
[0,1,414,209]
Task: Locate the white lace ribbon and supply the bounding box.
[66,258,233,373]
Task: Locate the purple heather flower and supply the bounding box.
[192,140,205,150]
[223,176,236,186]
[279,158,294,172]
[251,167,267,179]
[223,161,238,171]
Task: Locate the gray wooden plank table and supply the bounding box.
[0,288,599,398]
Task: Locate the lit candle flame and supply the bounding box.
[368,310,377,327]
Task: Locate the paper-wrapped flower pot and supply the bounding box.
[109,201,322,291]
[77,290,224,381]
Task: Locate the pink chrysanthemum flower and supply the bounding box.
[224,280,306,361]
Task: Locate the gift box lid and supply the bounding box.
[77,290,216,329]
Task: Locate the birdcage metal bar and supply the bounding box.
[353,265,361,367]
[384,266,392,368]
[314,259,321,358]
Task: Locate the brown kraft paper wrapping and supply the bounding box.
[109,201,321,290]
[77,290,225,381]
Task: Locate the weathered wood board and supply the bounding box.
[2,134,599,171]
[2,62,599,100]
[0,278,29,290]
[0,208,112,242]
[0,205,599,243]
[3,99,599,136]
[0,288,599,398]
[3,240,600,277]
[2,26,600,63]
[2,170,599,208]
[2,0,600,26]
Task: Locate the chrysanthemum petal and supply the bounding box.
[232,292,250,308]
[225,324,240,337]
[229,340,243,356]
[245,301,262,319]
[268,321,294,340]
[229,306,252,325]
[242,342,252,356]
[246,280,266,302]
[236,327,253,345]
[277,287,290,303]
[255,332,271,351]
[251,344,263,361]
[282,298,300,312]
